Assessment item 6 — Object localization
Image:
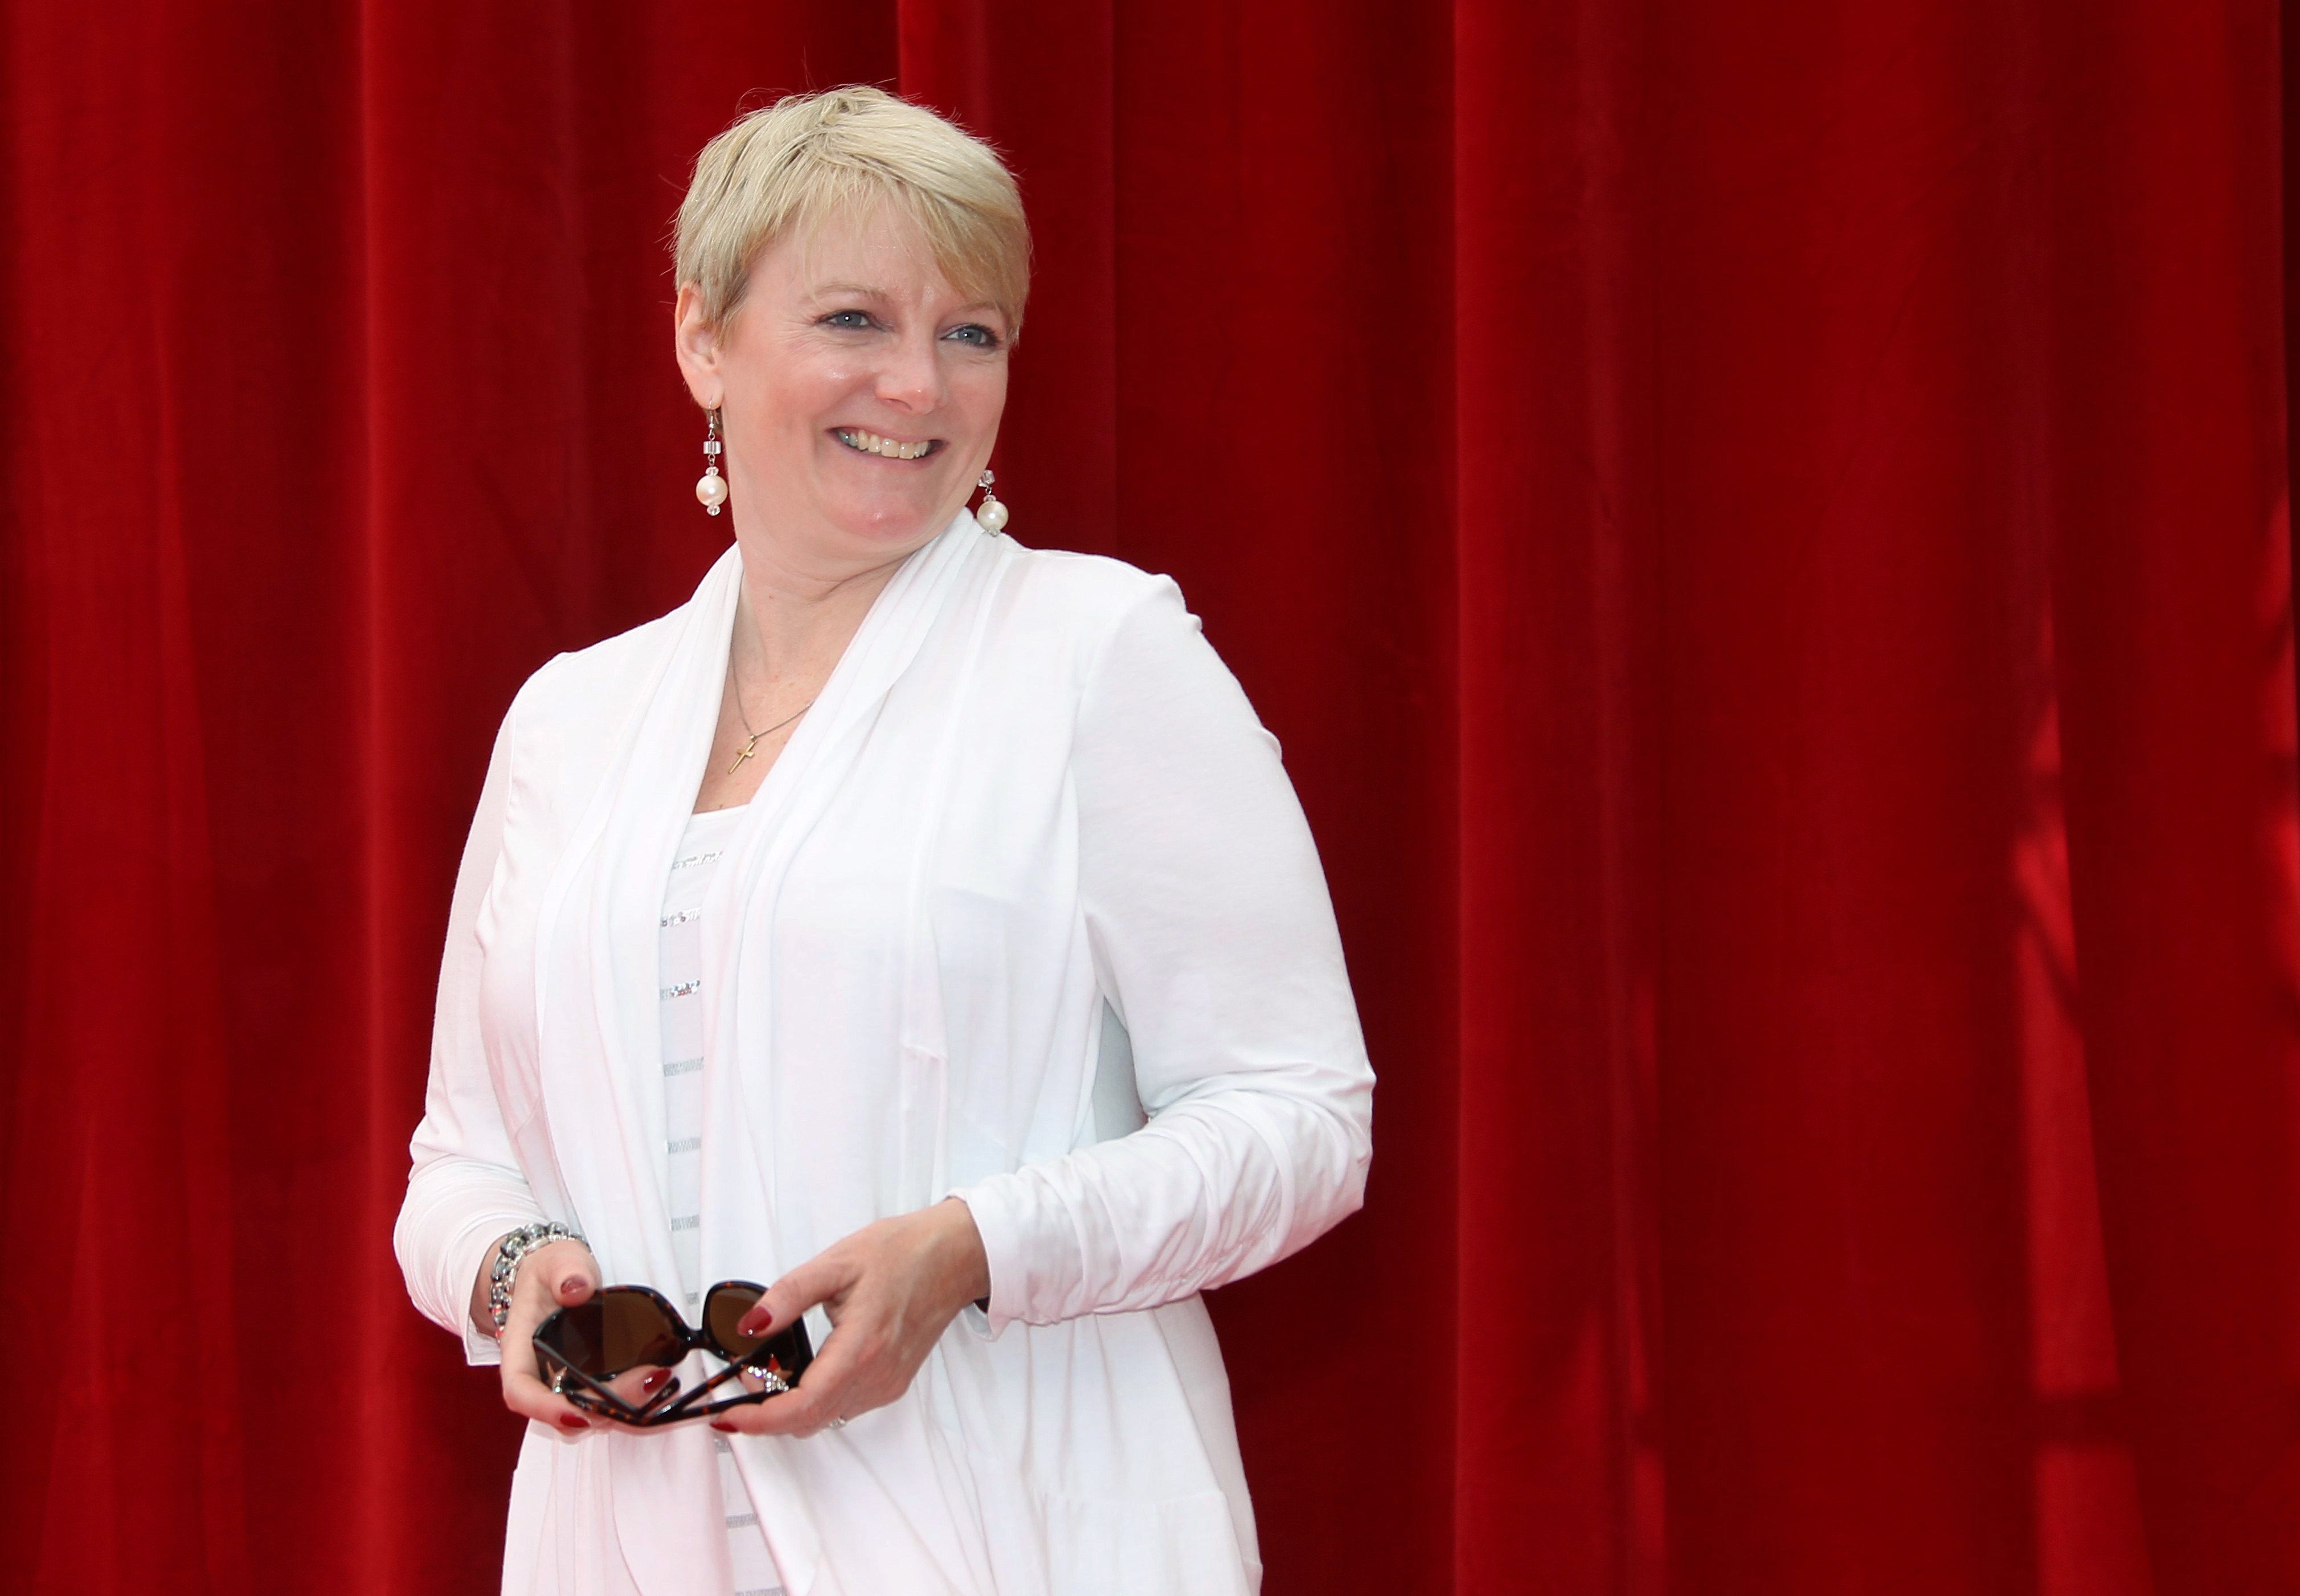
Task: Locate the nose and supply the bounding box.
[874,325,947,414]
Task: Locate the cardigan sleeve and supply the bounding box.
[392,695,551,1366]
[952,579,1375,1329]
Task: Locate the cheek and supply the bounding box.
[752,343,869,433]
[946,362,1010,431]
[787,378,854,431]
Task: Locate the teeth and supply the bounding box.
[837,428,932,460]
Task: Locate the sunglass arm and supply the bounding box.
[541,1352,682,1424]
[646,1359,756,1423]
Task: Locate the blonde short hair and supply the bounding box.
[673,86,1030,337]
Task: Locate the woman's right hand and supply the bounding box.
[473,1235,670,1436]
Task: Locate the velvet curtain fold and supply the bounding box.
[3,2,2295,1593]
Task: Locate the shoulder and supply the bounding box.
[988,543,1197,663]
[484,605,693,836]
[980,542,1261,743]
[502,606,686,750]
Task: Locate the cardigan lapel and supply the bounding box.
[530,513,988,1596]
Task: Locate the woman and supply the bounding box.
[395,86,1373,1596]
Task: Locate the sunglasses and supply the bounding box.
[531,1280,814,1426]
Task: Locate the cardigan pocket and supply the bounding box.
[1041,1487,1253,1596]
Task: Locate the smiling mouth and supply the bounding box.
[834,427,940,461]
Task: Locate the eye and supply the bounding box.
[819,309,874,330]
[943,323,1002,349]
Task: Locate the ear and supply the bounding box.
[673,284,724,410]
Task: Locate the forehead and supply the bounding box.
[755,198,965,303]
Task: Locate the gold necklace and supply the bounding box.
[726,662,812,776]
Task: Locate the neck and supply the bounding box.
[727,524,920,687]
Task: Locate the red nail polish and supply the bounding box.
[739,1309,773,1335]
[640,1369,671,1394]
[561,1277,586,1296]
[710,1422,735,1433]
[560,1416,590,1430]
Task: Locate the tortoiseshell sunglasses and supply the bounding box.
[532,1280,813,1426]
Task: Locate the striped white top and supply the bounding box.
[660,804,781,1596]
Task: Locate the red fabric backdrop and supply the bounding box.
[3,2,2297,1593]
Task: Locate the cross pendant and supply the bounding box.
[726,734,762,777]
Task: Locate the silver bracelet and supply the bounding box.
[488,1221,584,1336]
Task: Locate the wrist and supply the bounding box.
[482,1222,587,1337]
[470,1230,514,1337]
[933,1197,992,1308]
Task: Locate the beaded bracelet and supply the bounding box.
[488,1221,585,1336]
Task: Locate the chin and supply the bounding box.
[827,500,952,550]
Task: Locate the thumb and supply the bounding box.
[554,1254,600,1306]
[739,1254,849,1339]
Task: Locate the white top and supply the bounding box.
[394,516,1373,1595]
[660,804,781,1596]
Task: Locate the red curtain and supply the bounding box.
[4,2,2296,1593]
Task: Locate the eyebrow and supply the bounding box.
[805,281,1004,319]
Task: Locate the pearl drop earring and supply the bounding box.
[975,468,1009,533]
[696,408,728,515]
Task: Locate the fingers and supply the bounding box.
[713,1331,858,1438]
[714,1210,977,1441]
[715,1257,852,1435]
[505,1210,972,1443]
[497,1245,608,1438]
[500,1333,676,1434]
[718,1278,886,1438]
[469,1231,599,1342]
[528,1238,600,1306]
[736,1251,854,1341]
[604,1364,680,1416]
[504,1347,678,1434]
[557,1364,682,1432]
[500,1360,596,1435]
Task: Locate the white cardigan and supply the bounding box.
[395,513,1374,1596]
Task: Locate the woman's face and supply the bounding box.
[675,200,1011,570]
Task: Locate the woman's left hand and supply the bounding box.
[711,1197,991,1439]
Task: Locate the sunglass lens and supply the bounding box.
[704,1282,768,1360]
[545,1289,684,1376]
[535,1300,607,1372]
